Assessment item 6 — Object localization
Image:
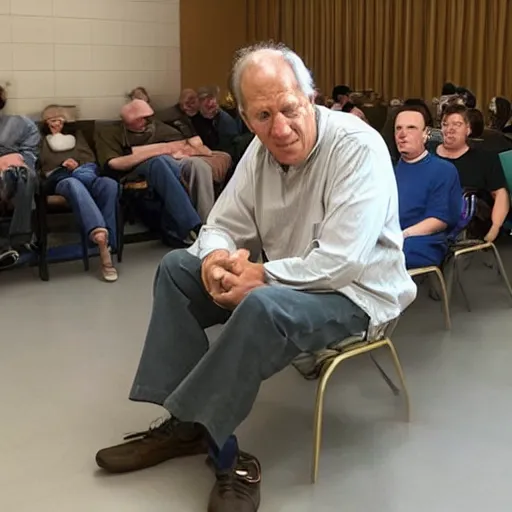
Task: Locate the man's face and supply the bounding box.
[441,113,470,149]
[241,64,317,166]
[181,91,199,116]
[47,117,64,135]
[394,111,427,159]
[125,116,149,132]
[199,95,219,119]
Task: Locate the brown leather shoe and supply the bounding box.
[95,418,208,473]
[208,452,261,512]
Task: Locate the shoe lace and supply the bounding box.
[123,417,175,441]
[217,452,261,497]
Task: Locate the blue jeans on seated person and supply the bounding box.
[53,163,118,249]
[403,233,447,269]
[129,249,370,449]
[134,156,201,240]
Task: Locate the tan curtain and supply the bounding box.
[246,0,512,106]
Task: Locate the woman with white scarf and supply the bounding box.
[40,106,118,282]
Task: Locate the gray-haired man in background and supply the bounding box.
[0,86,39,269]
[95,43,416,512]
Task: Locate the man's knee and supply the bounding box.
[235,286,281,318]
[160,248,201,276]
[101,177,119,196]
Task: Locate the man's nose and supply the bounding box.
[270,113,292,138]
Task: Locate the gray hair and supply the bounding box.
[230,41,315,114]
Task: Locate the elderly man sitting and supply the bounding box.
[394,105,462,269]
[0,86,39,269]
[157,88,234,190]
[96,99,218,241]
[156,88,198,139]
[95,44,416,511]
[191,86,241,159]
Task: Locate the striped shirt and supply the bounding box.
[189,106,417,336]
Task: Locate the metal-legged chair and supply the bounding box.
[408,266,451,329]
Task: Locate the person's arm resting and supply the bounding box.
[490,188,510,229]
[403,218,447,238]
[404,164,462,238]
[486,154,510,230]
[264,144,391,291]
[109,143,171,171]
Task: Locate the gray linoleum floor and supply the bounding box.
[2,241,512,512]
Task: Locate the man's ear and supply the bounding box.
[240,110,255,134]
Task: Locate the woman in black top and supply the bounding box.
[436,104,509,242]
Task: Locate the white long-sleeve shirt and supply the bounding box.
[188,106,417,337]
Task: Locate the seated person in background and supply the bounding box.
[489,96,511,133]
[467,108,485,139]
[128,86,151,104]
[39,106,118,282]
[441,82,457,96]
[455,86,477,109]
[436,104,510,242]
[0,86,39,269]
[156,88,198,138]
[341,101,368,123]
[191,86,241,159]
[95,43,416,512]
[394,106,462,269]
[157,89,233,188]
[330,84,351,111]
[95,99,211,242]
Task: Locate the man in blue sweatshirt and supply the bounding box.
[394,106,462,269]
[0,87,40,269]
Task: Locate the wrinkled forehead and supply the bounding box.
[240,60,301,107]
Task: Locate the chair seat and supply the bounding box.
[292,334,368,380]
[123,180,148,191]
[46,194,70,208]
[407,265,440,278]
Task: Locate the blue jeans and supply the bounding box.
[129,250,369,448]
[54,163,118,248]
[135,156,201,240]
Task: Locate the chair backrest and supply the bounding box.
[498,149,512,193]
[447,193,476,243]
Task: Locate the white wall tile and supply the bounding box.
[91,46,132,71]
[13,43,54,71]
[54,45,93,71]
[166,47,180,72]
[11,0,53,17]
[79,97,125,120]
[10,71,54,98]
[53,18,91,45]
[0,0,9,15]
[0,15,11,42]
[0,43,12,70]
[91,20,124,46]
[123,21,157,47]
[166,22,180,48]
[4,0,180,117]
[52,0,94,20]
[11,16,53,43]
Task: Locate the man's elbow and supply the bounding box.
[493,188,510,202]
[108,157,125,171]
